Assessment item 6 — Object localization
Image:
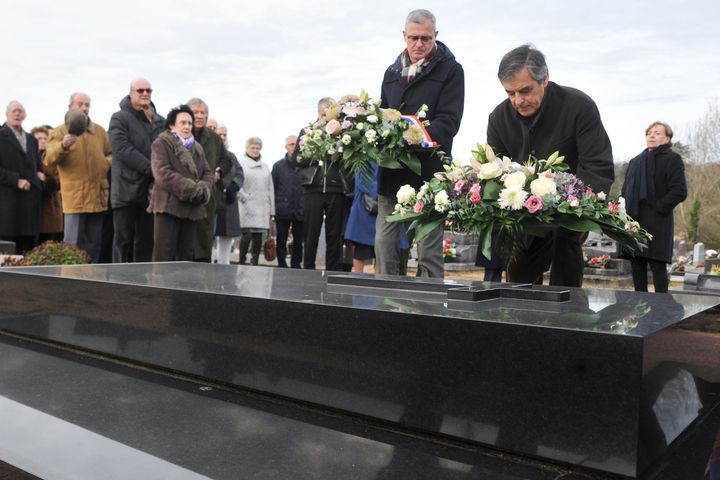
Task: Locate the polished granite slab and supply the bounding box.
[0,335,617,480]
[0,263,719,478]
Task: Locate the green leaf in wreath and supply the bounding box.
[403,154,422,176]
[483,180,501,200]
[411,216,445,243]
[553,214,602,234]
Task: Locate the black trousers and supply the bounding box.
[152,213,196,262]
[112,205,154,263]
[303,192,345,271]
[276,218,303,268]
[507,229,588,287]
[630,258,669,293]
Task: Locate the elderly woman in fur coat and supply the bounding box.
[148,105,213,261]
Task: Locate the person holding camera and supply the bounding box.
[148,105,212,261]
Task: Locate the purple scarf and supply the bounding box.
[174,132,195,150]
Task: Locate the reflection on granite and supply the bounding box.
[0,336,605,480]
[0,263,719,478]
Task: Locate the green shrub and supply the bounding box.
[22,241,90,266]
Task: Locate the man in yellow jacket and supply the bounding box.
[45,92,112,262]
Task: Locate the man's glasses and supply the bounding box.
[134,88,153,94]
[406,35,434,44]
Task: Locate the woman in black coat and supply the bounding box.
[622,121,687,293]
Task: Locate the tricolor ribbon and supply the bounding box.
[401,115,437,148]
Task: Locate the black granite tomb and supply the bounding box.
[0,263,718,478]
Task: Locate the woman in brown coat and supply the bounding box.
[148,105,212,261]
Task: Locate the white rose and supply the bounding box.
[367,115,378,124]
[477,161,503,180]
[341,134,352,145]
[434,190,450,212]
[396,184,417,205]
[530,177,557,196]
[503,171,527,188]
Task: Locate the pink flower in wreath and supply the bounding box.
[567,194,579,207]
[325,119,342,135]
[585,187,595,197]
[525,195,543,213]
[454,178,465,193]
[469,191,481,204]
[413,200,425,213]
[608,201,619,213]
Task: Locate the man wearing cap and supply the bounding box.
[45,92,112,262]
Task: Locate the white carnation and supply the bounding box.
[530,177,557,196]
[396,184,416,205]
[497,185,528,210]
[434,190,450,212]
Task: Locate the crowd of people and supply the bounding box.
[0,9,686,292]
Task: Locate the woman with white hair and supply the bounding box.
[237,136,274,265]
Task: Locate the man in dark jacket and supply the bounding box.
[375,9,465,278]
[295,98,353,272]
[272,135,304,268]
[187,98,232,263]
[109,78,165,263]
[487,44,615,287]
[0,101,45,254]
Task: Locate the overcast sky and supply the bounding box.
[2,0,718,165]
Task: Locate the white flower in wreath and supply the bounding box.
[498,185,528,210]
[367,114,379,124]
[418,183,430,199]
[434,190,450,212]
[341,134,352,145]
[396,184,417,205]
[503,171,527,188]
[365,129,377,142]
[356,122,365,130]
[530,176,557,196]
[477,161,503,180]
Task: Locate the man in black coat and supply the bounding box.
[0,101,46,254]
[295,99,352,272]
[487,44,614,287]
[108,78,165,263]
[272,135,304,268]
[375,9,465,278]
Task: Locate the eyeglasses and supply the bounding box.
[133,88,153,94]
[406,35,434,44]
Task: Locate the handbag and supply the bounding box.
[263,237,277,261]
[362,192,378,215]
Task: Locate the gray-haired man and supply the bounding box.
[487,44,614,287]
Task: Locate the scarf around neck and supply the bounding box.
[625,144,666,217]
[401,44,437,85]
[174,132,195,150]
